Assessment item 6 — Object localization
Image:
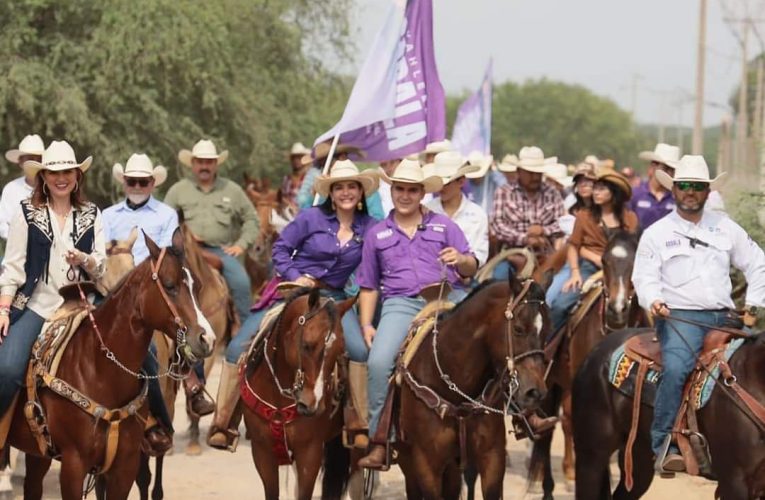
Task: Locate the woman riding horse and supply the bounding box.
[207,160,380,449]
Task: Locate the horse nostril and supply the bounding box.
[525,388,543,402]
[296,402,309,416]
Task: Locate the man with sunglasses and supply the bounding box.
[632,155,765,475]
[631,143,681,229]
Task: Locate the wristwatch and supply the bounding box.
[746,305,758,316]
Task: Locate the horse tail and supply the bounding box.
[320,434,350,500]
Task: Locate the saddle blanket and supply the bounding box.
[607,337,745,409]
[34,306,91,378]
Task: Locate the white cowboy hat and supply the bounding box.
[380,158,443,193]
[421,139,453,156]
[423,151,479,184]
[516,146,548,173]
[497,154,518,173]
[465,151,493,179]
[25,140,92,176]
[545,163,573,188]
[300,141,366,167]
[5,134,45,165]
[638,143,680,167]
[656,155,726,190]
[178,139,229,167]
[289,142,311,157]
[113,153,167,187]
[583,154,601,169]
[314,159,380,197]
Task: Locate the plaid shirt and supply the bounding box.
[281,172,305,207]
[489,182,565,247]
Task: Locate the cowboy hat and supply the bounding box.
[516,146,548,173]
[583,154,601,169]
[288,142,311,157]
[465,151,493,179]
[596,168,632,199]
[380,158,443,193]
[301,141,367,167]
[572,162,597,182]
[178,139,229,167]
[314,159,379,197]
[423,151,479,184]
[638,143,680,167]
[25,140,92,176]
[545,163,573,188]
[497,154,518,173]
[421,139,453,156]
[5,134,45,165]
[656,155,726,190]
[113,153,167,187]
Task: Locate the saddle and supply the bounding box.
[395,301,455,383]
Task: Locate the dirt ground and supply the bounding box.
[8,359,718,499]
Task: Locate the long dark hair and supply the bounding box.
[319,181,369,216]
[591,180,629,228]
[31,170,88,208]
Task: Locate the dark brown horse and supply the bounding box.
[240,288,356,500]
[394,276,549,500]
[3,230,214,500]
[572,328,765,499]
[528,231,644,499]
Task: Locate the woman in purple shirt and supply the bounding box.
[207,160,379,450]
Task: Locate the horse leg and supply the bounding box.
[135,454,151,500]
[151,454,165,500]
[22,454,51,500]
[58,454,89,500]
[475,446,506,500]
[250,440,280,500]
[186,414,201,456]
[462,465,478,500]
[612,443,654,500]
[441,463,462,500]
[409,446,445,500]
[560,389,575,482]
[528,384,559,497]
[294,442,324,500]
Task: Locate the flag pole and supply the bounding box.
[312,134,340,206]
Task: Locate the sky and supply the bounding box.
[341,0,764,128]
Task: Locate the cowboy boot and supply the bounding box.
[207,362,242,452]
[358,384,396,471]
[142,415,173,456]
[513,411,558,440]
[344,361,369,449]
[184,368,215,417]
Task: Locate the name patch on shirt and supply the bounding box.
[427,223,446,233]
[637,200,652,208]
[376,229,393,240]
[665,239,682,248]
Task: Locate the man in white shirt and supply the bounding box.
[425,151,488,266]
[632,155,765,474]
[0,135,44,240]
[377,158,401,216]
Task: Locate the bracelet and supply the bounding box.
[0,310,9,317]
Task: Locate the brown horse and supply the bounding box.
[572,327,765,499]
[528,231,644,499]
[392,276,549,500]
[3,230,214,500]
[240,288,355,500]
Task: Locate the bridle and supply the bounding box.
[263,297,337,400]
[600,268,637,333]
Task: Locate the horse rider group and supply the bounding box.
[0,132,763,477]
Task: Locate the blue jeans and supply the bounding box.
[549,259,599,334]
[225,289,367,364]
[491,259,516,282]
[0,309,44,416]
[651,309,730,455]
[545,262,571,307]
[206,246,252,321]
[142,342,174,432]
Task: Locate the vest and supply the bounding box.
[9,200,98,324]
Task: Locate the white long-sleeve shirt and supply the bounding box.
[0,176,34,240]
[633,209,765,311]
[0,206,106,319]
[427,194,489,266]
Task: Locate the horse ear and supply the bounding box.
[171,227,184,254]
[335,294,358,317]
[144,230,160,260]
[307,288,321,311]
[177,209,185,225]
[126,226,139,250]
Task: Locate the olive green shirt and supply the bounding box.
[163,176,259,249]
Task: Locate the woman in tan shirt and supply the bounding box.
[548,169,638,334]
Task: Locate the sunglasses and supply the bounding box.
[126,178,152,188]
[674,181,708,192]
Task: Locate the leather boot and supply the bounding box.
[184,369,215,417]
[207,362,242,452]
[357,444,389,471]
[344,361,369,449]
[145,426,173,456]
[528,413,558,435]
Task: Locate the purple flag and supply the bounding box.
[451,60,493,156]
[315,0,445,162]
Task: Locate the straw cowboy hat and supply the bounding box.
[516,146,548,173]
[178,139,228,167]
[596,168,632,199]
[5,134,45,165]
[288,142,311,158]
[639,143,680,167]
[314,159,380,197]
[380,158,443,193]
[545,163,573,188]
[656,155,726,191]
[466,151,493,179]
[497,154,518,173]
[421,139,453,156]
[113,153,167,187]
[301,141,366,167]
[423,151,479,184]
[583,155,601,169]
[572,162,597,182]
[25,140,92,176]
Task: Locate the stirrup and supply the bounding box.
[208,427,240,452]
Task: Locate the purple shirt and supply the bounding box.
[629,182,675,230]
[272,207,376,289]
[357,211,474,299]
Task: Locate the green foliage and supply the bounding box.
[726,190,765,247]
[0,0,353,205]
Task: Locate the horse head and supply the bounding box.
[100,226,139,293]
[277,288,356,417]
[142,228,216,363]
[602,231,639,330]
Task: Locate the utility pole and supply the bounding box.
[692,0,707,154]
[735,21,749,174]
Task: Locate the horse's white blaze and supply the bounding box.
[313,367,325,408]
[611,244,628,259]
[183,268,216,351]
[534,313,543,336]
[614,276,627,312]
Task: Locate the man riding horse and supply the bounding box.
[632,155,765,474]
[0,135,44,243]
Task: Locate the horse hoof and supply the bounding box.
[185,442,202,456]
[564,478,575,492]
[527,480,543,494]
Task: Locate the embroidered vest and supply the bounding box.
[10,200,98,324]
